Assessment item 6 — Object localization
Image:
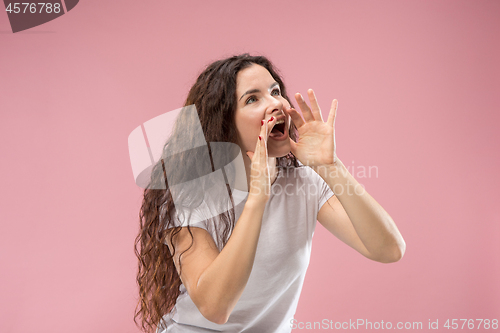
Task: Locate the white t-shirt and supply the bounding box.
[158,166,334,333]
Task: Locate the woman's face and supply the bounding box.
[234,64,291,158]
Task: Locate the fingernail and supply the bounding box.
[258,136,262,141]
[261,120,264,126]
[268,117,274,122]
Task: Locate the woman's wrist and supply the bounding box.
[245,194,268,211]
[311,157,346,183]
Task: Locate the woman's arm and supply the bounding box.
[315,159,405,263]
[166,117,277,324]
[167,199,265,324]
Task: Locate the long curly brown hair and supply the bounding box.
[134,54,299,332]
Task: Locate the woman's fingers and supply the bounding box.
[295,93,315,122]
[307,89,324,122]
[285,106,305,128]
[293,89,327,125]
[248,116,277,162]
[327,99,338,128]
[265,116,277,139]
[258,119,267,159]
[247,119,272,199]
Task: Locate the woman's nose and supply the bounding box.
[267,95,283,113]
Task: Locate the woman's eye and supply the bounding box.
[246,96,257,104]
[271,88,281,96]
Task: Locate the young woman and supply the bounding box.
[135,54,405,333]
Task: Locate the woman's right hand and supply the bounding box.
[245,117,277,204]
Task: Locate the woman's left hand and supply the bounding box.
[285,89,338,168]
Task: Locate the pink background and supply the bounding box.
[1,1,499,332]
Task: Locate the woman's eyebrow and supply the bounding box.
[239,82,279,101]
[239,89,260,101]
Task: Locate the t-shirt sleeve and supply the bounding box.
[160,191,243,250]
[318,176,335,211]
[160,201,212,231]
[159,202,213,247]
[306,166,335,211]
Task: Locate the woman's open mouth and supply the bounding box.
[269,118,288,140]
